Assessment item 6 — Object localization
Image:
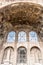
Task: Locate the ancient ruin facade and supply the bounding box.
[0,0,43,65]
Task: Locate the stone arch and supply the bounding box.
[0,2,43,43]
[17,46,27,52]
[6,31,16,43]
[30,46,41,51]
[18,31,27,42]
[6,30,16,40]
[29,31,38,42]
[2,46,14,63]
[17,46,27,63]
[4,46,14,51]
[30,46,42,64]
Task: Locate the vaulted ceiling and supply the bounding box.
[0,2,43,39]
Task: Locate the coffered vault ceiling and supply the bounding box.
[0,2,43,39]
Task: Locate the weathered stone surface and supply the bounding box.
[0,2,43,39]
[0,2,43,65]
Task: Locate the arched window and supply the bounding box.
[18,31,26,42]
[17,47,27,63]
[2,47,13,63]
[30,47,42,64]
[29,31,38,42]
[7,31,15,43]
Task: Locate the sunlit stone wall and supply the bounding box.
[0,0,43,8]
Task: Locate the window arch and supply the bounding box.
[17,47,27,63]
[18,31,26,42]
[2,47,13,63]
[7,31,16,43]
[30,47,42,64]
[29,31,38,42]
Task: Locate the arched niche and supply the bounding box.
[17,46,27,63]
[30,46,42,64]
[2,47,14,63]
